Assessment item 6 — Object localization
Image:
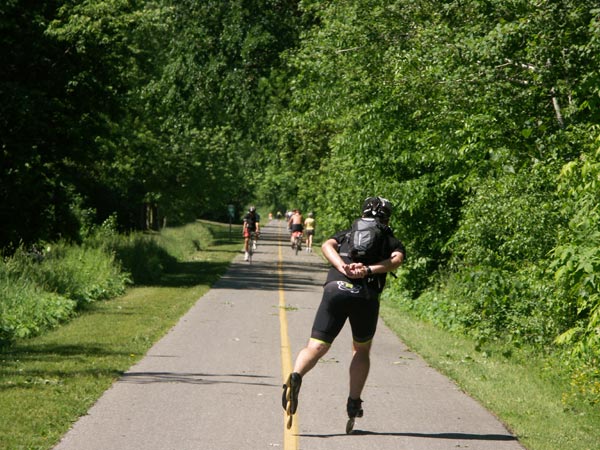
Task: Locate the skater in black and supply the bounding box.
[282,197,405,432]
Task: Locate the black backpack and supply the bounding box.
[345,218,389,264]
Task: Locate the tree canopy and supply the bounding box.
[1,0,304,246]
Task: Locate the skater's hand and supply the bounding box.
[340,262,366,279]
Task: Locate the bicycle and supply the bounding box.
[291,231,303,255]
[252,231,258,251]
[247,231,258,263]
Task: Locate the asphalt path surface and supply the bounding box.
[54,220,524,450]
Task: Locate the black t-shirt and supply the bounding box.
[244,212,258,231]
[325,227,406,293]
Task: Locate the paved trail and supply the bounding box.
[54,220,524,450]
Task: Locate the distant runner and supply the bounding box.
[304,212,315,252]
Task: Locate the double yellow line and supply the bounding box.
[278,228,299,449]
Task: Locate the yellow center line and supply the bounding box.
[278,226,299,449]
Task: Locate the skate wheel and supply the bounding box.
[345,417,355,434]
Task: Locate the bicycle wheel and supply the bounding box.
[247,235,254,263]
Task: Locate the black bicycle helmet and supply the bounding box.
[361,196,392,220]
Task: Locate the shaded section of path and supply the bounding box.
[53,220,524,450]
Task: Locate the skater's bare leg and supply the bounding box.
[349,340,371,400]
[293,339,330,376]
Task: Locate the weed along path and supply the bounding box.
[53,220,524,450]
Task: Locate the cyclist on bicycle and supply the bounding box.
[243,206,260,261]
[288,209,304,248]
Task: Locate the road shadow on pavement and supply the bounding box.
[120,371,278,387]
[300,430,518,441]
[155,260,232,287]
[214,260,326,291]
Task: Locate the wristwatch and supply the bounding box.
[366,266,373,275]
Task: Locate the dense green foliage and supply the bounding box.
[0,243,126,345]
[3,0,600,403]
[263,0,600,403]
[1,0,303,248]
[0,219,174,346]
[0,266,75,344]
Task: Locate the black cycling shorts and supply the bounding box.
[310,281,380,345]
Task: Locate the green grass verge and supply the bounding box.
[380,300,600,450]
[0,220,241,450]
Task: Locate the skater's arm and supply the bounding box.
[322,239,344,270]
[361,250,404,278]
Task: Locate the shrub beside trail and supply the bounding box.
[0,227,180,346]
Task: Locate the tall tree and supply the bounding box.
[1,0,305,249]
[1,1,81,248]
